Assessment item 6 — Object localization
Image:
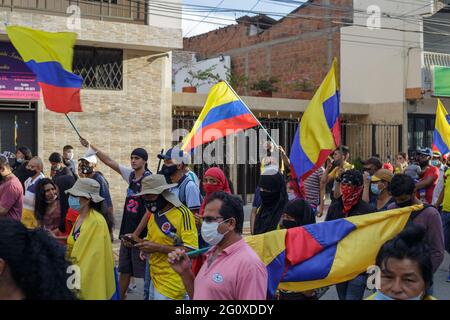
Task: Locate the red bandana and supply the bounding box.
[341,184,363,216]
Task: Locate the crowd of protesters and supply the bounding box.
[0,138,448,301]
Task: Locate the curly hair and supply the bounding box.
[340,169,363,186]
[0,219,77,300]
[34,178,59,223]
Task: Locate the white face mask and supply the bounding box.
[287,192,296,201]
[201,219,230,246]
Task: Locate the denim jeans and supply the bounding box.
[336,274,368,300]
[147,279,189,300]
[143,257,150,300]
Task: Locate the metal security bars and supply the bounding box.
[173,114,403,203]
[0,0,147,24]
[423,51,450,92]
[73,46,123,90]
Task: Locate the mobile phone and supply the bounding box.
[120,235,138,245]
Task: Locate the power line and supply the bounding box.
[184,0,227,37]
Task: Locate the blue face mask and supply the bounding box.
[431,160,440,167]
[370,183,382,195]
[375,290,423,300]
[68,195,81,211]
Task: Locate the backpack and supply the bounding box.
[405,204,433,228]
[179,175,203,208]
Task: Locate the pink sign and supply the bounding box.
[0,42,40,101]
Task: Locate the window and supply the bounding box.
[73,46,123,90]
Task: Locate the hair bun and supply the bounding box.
[398,224,426,247]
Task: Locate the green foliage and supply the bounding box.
[225,66,248,91]
[290,79,315,92]
[251,76,279,93]
[184,64,221,88]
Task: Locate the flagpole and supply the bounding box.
[65,113,82,139]
[223,80,280,149]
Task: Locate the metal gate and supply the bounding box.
[173,115,402,203]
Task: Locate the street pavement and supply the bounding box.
[113,204,450,300]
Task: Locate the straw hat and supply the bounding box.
[65,178,104,203]
[136,174,182,207]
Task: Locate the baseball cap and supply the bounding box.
[418,148,433,157]
[362,157,382,168]
[432,150,442,158]
[371,169,394,183]
[157,147,190,164]
[79,154,98,165]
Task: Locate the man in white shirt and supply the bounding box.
[21,156,45,229]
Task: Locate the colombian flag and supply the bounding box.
[432,99,450,154]
[290,59,340,181]
[6,26,82,113]
[181,81,258,153]
[67,210,120,300]
[245,205,423,297]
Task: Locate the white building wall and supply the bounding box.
[341,0,433,104]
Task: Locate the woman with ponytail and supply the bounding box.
[0,219,76,300]
[367,225,436,300]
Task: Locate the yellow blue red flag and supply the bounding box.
[67,209,120,300]
[432,99,450,154]
[181,81,258,153]
[289,59,340,180]
[6,25,82,113]
[245,204,423,297]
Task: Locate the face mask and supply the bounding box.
[201,219,230,246]
[375,290,423,300]
[281,219,298,229]
[161,164,178,181]
[374,290,395,300]
[80,165,94,175]
[27,169,37,176]
[370,183,382,196]
[431,160,440,167]
[287,192,297,201]
[68,195,81,211]
[396,198,413,208]
[16,158,24,164]
[203,183,223,194]
[45,194,58,204]
[144,196,168,213]
[260,190,280,205]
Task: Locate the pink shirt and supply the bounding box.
[193,238,268,300]
[0,176,24,221]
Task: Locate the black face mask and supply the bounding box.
[161,164,178,182]
[281,219,298,229]
[26,169,37,176]
[396,199,413,208]
[144,196,168,213]
[260,190,280,205]
[80,165,94,175]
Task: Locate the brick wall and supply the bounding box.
[183,0,352,99]
[38,49,173,215]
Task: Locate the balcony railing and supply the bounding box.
[0,0,148,24]
[422,51,450,91]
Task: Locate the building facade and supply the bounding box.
[0,0,182,212]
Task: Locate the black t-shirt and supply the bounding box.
[119,170,152,238]
[53,167,76,231]
[325,197,374,221]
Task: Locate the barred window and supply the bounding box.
[73,46,123,90]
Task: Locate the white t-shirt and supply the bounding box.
[119,164,133,183]
[23,173,45,211]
